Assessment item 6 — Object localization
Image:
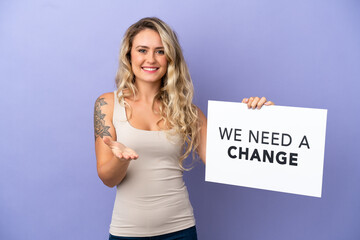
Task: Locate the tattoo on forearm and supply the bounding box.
[94,97,112,140]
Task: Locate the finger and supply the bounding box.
[242,98,249,103]
[129,150,139,159]
[127,154,137,160]
[130,154,138,160]
[125,148,138,155]
[122,153,130,160]
[251,97,260,109]
[257,97,267,109]
[115,153,134,162]
[103,136,112,146]
[264,101,274,106]
[115,152,123,159]
[127,151,137,157]
[247,97,254,109]
[122,150,134,159]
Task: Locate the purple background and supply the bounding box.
[1,0,359,239]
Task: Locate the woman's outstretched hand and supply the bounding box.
[242,97,274,109]
[103,136,139,161]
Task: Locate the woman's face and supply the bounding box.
[130,29,168,85]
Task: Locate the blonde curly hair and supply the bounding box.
[115,17,200,169]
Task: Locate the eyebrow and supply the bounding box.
[135,45,164,49]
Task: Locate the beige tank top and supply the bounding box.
[109,91,195,237]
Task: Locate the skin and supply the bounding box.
[130,28,168,87]
[94,29,274,188]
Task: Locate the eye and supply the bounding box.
[156,50,165,55]
[138,49,146,53]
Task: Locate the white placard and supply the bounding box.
[205,100,327,197]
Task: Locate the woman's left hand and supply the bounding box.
[242,97,274,109]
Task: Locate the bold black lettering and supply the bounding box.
[261,131,269,144]
[250,149,261,161]
[271,132,280,145]
[234,128,242,141]
[263,149,274,163]
[238,147,249,160]
[219,127,233,140]
[298,135,310,149]
[249,130,259,143]
[228,146,237,159]
[289,153,298,166]
[282,134,292,146]
[276,151,287,164]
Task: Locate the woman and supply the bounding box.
[94,17,273,240]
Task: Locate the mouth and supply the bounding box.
[142,67,159,72]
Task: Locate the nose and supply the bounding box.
[146,52,156,64]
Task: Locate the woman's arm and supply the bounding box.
[196,97,274,165]
[196,108,207,164]
[94,92,138,188]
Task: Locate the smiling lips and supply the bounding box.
[142,67,159,73]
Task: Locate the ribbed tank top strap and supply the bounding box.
[113,90,127,126]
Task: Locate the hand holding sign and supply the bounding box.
[242,96,274,109]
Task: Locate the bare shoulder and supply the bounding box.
[95,92,114,106]
[195,106,207,122]
[94,91,115,119]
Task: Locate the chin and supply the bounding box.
[138,77,162,84]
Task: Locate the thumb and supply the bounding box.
[264,101,274,106]
[103,136,112,146]
[242,98,249,103]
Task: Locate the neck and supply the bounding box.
[134,80,161,103]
